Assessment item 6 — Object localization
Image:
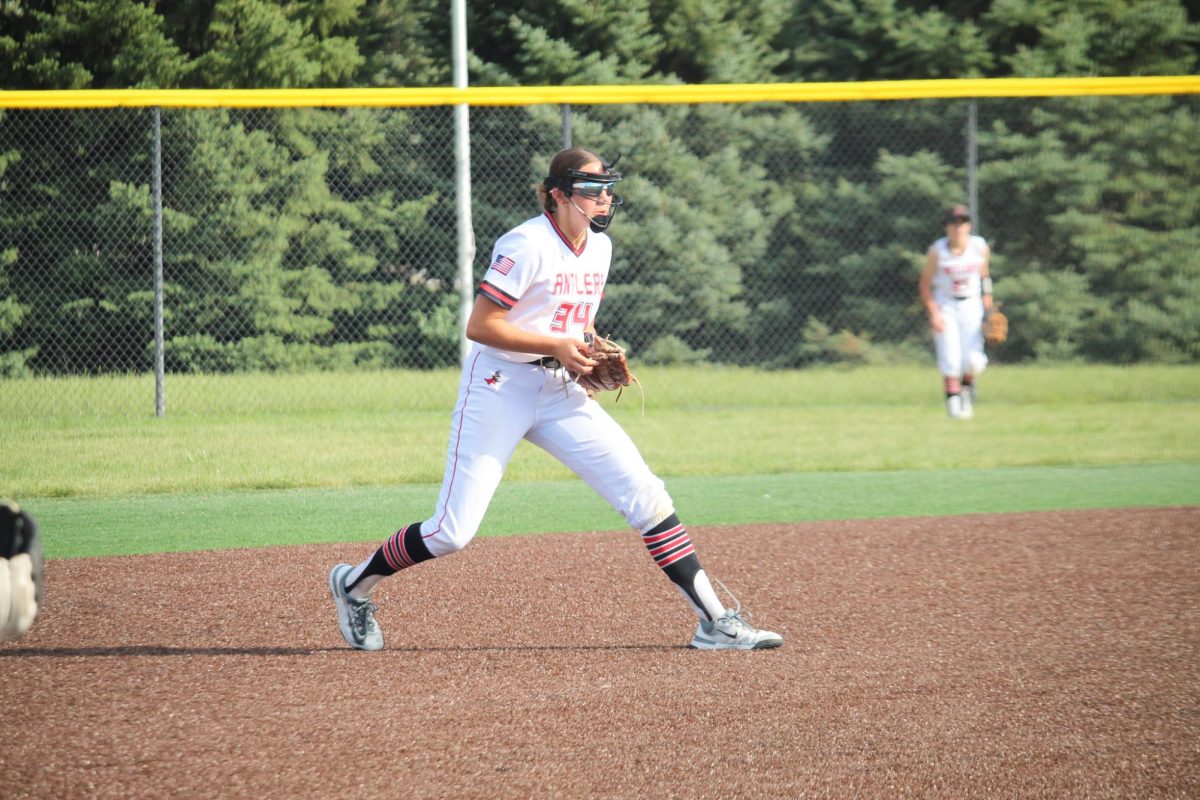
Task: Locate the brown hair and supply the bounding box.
[536,146,603,212]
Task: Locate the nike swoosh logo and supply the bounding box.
[717,629,738,639]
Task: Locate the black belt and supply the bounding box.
[953,295,975,301]
[529,357,564,369]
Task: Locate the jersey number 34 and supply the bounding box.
[549,302,594,334]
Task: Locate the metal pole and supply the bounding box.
[966,99,979,232]
[561,104,572,149]
[152,107,165,417]
[452,0,476,364]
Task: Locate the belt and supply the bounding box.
[528,356,564,369]
[953,295,976,301]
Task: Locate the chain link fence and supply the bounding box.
[2,94,1197,416]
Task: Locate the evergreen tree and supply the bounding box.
[0,0,188,89]
[975,1,1200,361]
[1,0,1197,372]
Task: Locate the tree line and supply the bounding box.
[2,0,1198,374]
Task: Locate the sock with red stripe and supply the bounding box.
[642,514,725,622]
[344,521,433,599]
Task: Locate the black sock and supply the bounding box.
[641,514,707,614]
[345,521,433,592]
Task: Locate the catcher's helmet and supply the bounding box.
[1,500,43,641]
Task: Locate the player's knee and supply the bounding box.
[624,479,675,533]
[967,352,988,375]
[421,521,475,558]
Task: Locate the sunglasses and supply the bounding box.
[572,181,617,199]
[946,217,970,225]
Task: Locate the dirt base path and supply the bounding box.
[2,507,1198,799]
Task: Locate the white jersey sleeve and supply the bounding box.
[478,226,539,313]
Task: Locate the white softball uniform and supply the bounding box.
[929,235,990,378]
[416,213,675,557]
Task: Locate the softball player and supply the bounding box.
[328,147,782,651]
[919,204,993,418]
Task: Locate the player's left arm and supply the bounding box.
[980,241,994,311]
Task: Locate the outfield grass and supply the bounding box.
[25,462,1200,558]
[4,364,1197,558]
[4,364,1198,497]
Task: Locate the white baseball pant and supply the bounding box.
[935,298,988,378]
[417,349,675,557]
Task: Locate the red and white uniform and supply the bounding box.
[476,213,611,360]
[416,213,674,557]
[929,234,989,378]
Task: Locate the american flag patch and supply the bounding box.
[490,255,515,276]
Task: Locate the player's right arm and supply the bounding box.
[466,296,595,373]
[919,247,944,333]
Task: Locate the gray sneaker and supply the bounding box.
[328,563,383,651]
[691,608,783,650]
[689,583,782,651]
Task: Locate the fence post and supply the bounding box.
[562,104,572,148]
[152,107,165,417]
[452,0,476,364]
[966,99,979,232]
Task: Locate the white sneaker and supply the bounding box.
[959,388,974,418]
[328,563,384,651]
[690,608,783,650]
[946,394,963,418]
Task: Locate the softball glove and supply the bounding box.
[984,308,1009,345]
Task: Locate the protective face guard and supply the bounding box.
[544,157,624,232]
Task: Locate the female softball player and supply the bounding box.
[328,147,782,651]
[919,204,993,419]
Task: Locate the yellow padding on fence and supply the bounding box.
[2,76,1198,109]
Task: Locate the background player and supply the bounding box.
[919,204,994,418]
[327,147,782,651]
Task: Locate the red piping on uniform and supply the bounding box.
[479,282,515,308]
[545,212,586,256]
[429,351,483,540]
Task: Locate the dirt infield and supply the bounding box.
[2,507,1198,799]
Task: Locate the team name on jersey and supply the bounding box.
[552,272,606,296]
[943,262,979,276]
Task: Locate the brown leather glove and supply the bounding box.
[573,333,633,393]
[984,308,1009,345]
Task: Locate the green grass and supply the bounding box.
[4,364,1198,497]
[3,364,1198,558]
[24,462,1200,558]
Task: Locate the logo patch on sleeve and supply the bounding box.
[490,255,515,276]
